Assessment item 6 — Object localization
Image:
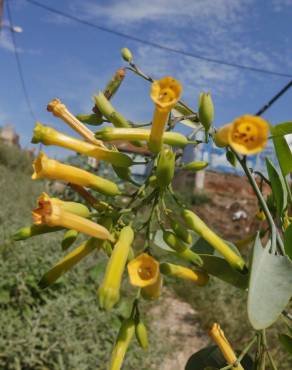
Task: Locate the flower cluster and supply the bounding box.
[13,48,280,370]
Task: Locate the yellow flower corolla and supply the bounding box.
[32,122,133,167]
[127,253,160,287]
[32,152,120,196]
[209,323,244,370]
[47,98,103,146]
[149,76,182,153]
[32,193,114,242]
[160,262,209,286]
[214,115,269,155]
[39,238,101,289]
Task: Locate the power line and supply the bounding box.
[255,79,292,116]
[26,0,292,79]
[6,0,36,121]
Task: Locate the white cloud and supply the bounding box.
[0,30,16,52]
[272,0,292,11]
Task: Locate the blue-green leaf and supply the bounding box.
[247,235,292,329]
[198,254,248,289]
[266,158,287,216]
[271,133,292,176]
[272,122,292,136]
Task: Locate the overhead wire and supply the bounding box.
[26,0,292,79]
[6,0,37,121]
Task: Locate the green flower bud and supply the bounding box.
[12,224,62,241]
[135,320,149,350]
[182,161,208,171]
[104,68,126,100]
[61,229,79,250]
[121,48,133,63]
[75,113,104,126]
[156,147,175,188]
[182,209,246,271]
[163,231,203,266]
[170,217,192,244]
[148,175,158,188]
[198,92,214,132]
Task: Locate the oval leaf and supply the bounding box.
[266,158,287,216]
[247,235,292,329]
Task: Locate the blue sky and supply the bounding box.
[1,0,291,158]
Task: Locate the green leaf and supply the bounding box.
[272,122,292,136]
[266,158,287,216]
[279,334,292,355]
[247,235,292,329]
[198,254,248,289]
[271,132,292,176]
[284,224,292,261]
[226,149,237,167]
[185,345,253,370]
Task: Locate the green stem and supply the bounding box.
[232,149,284,254]
[262,330,278,370]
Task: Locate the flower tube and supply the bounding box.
[95,127,188,147]
[32,193,114,242]
[209,323,244,370]
[160,262,209,286]
[31,122,132,167]
[182,209,246,271]
[149,77,182,153]
[99,226,134,311]
[47,98,102,146]
[39,238,101,289]
[32,152,120,196]
[109,318,135,370]
[214,115,269,155]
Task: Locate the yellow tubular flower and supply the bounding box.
[149,76,182,153]
[39,238,101,289]
[214,115,269,155]
[160,262,209,286]
[47,98,103,146]
[31,122,132,167]
[127,253,160,287]
[32,152,120,196]
[182,210,246,271]
[32,193,114,242]
[98,226,134,311]
[209,323,244,370]
[109,318,135,370]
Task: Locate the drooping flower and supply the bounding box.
[32,193,114,241]
[214,115,269,155]
[99,226,134,311]
[209,323,244,370]
[32,152,120,196]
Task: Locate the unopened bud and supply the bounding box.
[198,92,214,132]
[121,48,133,63]
[135,320,149,350]
[156,147,175,188]
[182,161,208,171]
